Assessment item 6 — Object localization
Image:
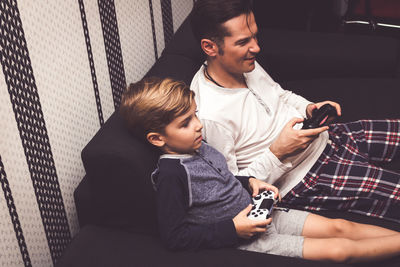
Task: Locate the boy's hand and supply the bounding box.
[248,177,281,201]
[233,205,271,239]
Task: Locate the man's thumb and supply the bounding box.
[289,117,303,127]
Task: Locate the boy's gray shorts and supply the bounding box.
[237,209,310,258]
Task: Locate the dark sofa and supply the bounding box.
[57,13,400,267]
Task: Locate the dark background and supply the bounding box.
[253,0,400,39]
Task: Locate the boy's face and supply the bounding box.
[157,102,203,154]
[215,12,260,76]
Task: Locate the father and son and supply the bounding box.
[119,0,400,263]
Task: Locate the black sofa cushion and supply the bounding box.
[145,14,204,86]
[145,54,200,86]
[161,13,204,64]
[257,29,400,82]
[81,112,160,235]
[57,213,400,267]
[56,224,347,267]
[282,78,400,123]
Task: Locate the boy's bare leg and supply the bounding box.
[302,213,398,240]
[303,235,400,263]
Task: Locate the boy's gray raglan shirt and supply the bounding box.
[151,142,252,250]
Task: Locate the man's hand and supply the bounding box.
[233,205,271,239]
[270,118,328,161]
[248,177,280,200]
[306,101,341,119]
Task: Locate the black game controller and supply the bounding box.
[302,104,337,129]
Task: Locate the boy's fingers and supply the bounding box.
[264,186,279,200]
[252,187,259,197]
[270,186,279,196]
[242,204,253,215]
[254,227,267,233]
[254,218,272,227]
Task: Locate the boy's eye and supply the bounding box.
[180,118,190,128]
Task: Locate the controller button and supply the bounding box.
[254,195,261,200]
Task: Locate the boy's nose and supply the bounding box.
[195,117,203,131]
[197,122,203,132]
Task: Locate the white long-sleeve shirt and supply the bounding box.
[190,62,328,196]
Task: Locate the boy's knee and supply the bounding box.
[328,239,353,263]
[329,219,355,237]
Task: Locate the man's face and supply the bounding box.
[216,12,260,75]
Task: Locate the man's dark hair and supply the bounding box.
[190,0,254,45]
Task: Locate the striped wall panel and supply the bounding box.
[0,0,194,266]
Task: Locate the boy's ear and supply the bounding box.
[146,132,165,148]
[201,38,219,57]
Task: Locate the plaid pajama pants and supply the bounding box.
[282,120,400,223]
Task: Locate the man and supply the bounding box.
[190,0,400,222]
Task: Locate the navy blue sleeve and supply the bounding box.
[235,176,252,192]
[155,159,239,251]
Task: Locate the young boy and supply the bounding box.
[119,77,400,263]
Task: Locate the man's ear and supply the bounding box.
[146,132,165,148]
[201,38,218,57]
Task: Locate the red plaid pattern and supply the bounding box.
[282,120,400,223]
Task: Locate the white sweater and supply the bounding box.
[190,62,328,196]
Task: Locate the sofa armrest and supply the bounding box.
[257,28,400,82]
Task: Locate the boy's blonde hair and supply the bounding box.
[120,77,195,140]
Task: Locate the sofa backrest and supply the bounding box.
[257,28,400,82]
[78,9,400,237]
[145,14,205,84]
[81,112,161,235]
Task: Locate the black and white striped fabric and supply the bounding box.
[0,0,194,266]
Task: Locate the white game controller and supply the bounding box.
[248,190,277,221]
